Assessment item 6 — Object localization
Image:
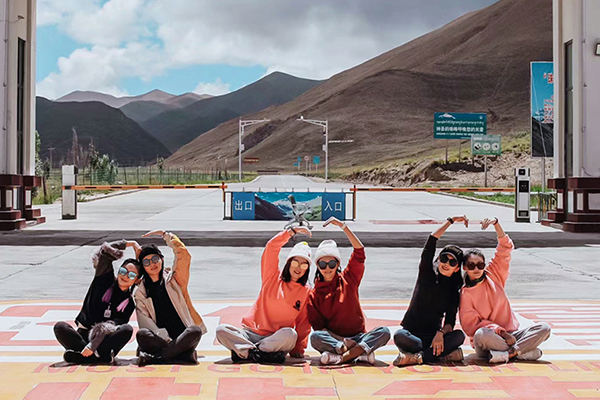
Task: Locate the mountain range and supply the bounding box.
[165,0,553,171]
[36,97,171,166]
[36,72,323,165]
[139,72,323,152]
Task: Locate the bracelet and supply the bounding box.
[447,217,454,224]
[341,223,348,230]
[492,217,499,225]
[289,227,297,235]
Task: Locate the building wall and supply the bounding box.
[0,0,35,176]
[582,1,600,178]
[554,0,600,213]
[0,0,8,174]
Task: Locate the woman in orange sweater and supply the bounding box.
[215,227,313,364]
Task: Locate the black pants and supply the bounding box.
[136,326,202,361]
[394,328,465,363]
[53,321,133,360]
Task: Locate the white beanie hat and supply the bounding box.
[314,240,341,264]
[285,241,312,265]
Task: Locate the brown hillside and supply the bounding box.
[166,0,552,171]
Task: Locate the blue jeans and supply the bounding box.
[393,328,465,363]
[310,326,391,355]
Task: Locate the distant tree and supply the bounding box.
[69,127,81,167]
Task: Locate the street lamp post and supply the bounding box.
[297,117,328,182]
[238,118,270,182]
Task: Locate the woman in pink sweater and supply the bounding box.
[459,217,551,363]
[215,227,313,364]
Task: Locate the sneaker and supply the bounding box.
[137,351,161,367]
[393,351,423,367]
[320,351,343,365]
[517,348,543,361]
[63,350,85,364]
[175,349,198,365]
[439,348,464,363]
[231,350,246,363]
[489,350,509,364]
[356,352,376,365]
[250,349,286,364]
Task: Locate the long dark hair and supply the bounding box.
[281,259,310,286]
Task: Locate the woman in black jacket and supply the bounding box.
[393,215,468,366]
[53,240,141,364]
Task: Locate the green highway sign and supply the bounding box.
[434,112,487,139]
[471,134,501,156]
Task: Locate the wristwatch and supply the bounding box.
[447,217,454,224]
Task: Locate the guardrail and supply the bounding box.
[352,187,515,192]
[62,184,227,190]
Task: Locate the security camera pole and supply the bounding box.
[297,116,329,182]
[239,118,270,182]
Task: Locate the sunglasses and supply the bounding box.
[142,255,161,267]
[290,259,310,269]
[439,254,458,267]
[318,260,338,270]
[465,262,486,271]
[118,266,138,280]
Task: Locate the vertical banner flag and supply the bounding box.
[531,62,554,157]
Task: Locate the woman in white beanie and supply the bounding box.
[215,227,313,364]
[308,217,391,365]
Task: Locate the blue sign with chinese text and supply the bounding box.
[322,193,345,221]
[230,192,346,221]
[231,192,255,220]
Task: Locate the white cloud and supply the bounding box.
[37,0,499,98]
[36,42,166,99]
[193,78,231,96]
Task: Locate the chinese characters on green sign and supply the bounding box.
[434,112,487,139]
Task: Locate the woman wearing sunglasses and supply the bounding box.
[459,218,551,363]
[216,227,313,364]
[308,217,390,365]
[392,216,468,367]
[54,240,142,364]
[135,230,207,366]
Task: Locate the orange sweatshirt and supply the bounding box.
[459,235,519,340]
[241,231,312,355]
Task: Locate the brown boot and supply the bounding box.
[393,351,423,367]
[439,348,464,363]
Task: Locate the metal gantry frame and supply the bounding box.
[238,118,270,182]
[297,117,328,182]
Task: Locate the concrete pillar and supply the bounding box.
[62,165,77,220]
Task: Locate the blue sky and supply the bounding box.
[36,0,499,100]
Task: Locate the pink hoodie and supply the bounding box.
[241,231,312,356]
[459,235,519,339]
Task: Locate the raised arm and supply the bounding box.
[481,218,513,287]
[261,228,311,283]
[432,215,469,239]
[92,240,127,276]
[323,217,363,249]
[324,218,365,284]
